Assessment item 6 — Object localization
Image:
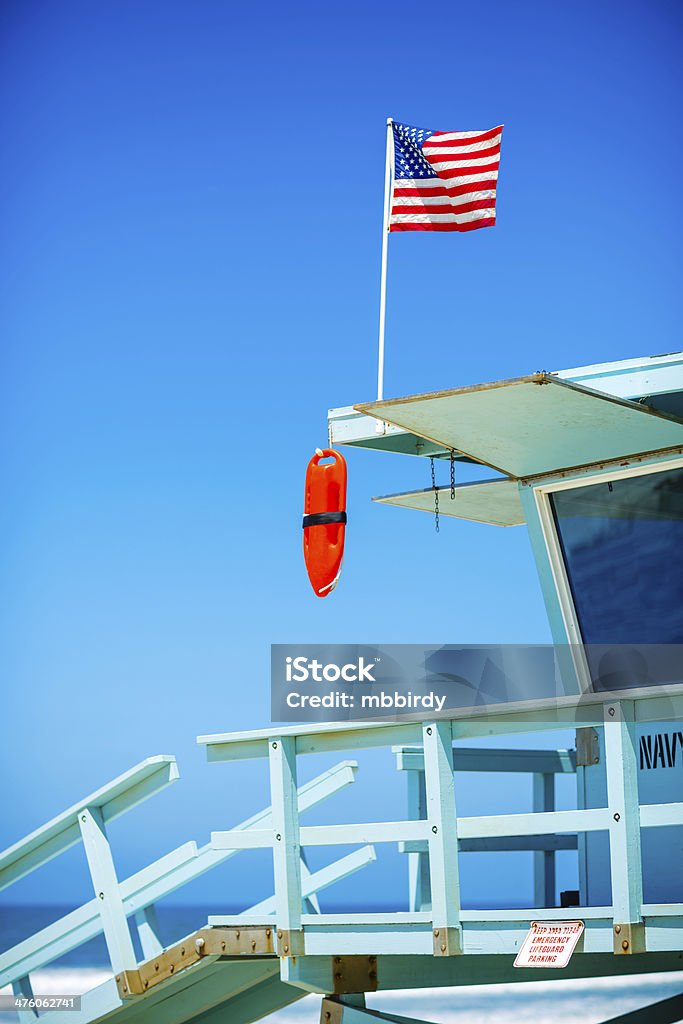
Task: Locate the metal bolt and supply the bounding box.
[266,929,271,937]
[622,939,629,950]
[81,815,87,822]
[154,963,159,971]
[441,943,446,952]
[236,930,240,939]
[335,972,342,981]
[432,825,438,834]
[615,925,621,934]
[276,833,282,841]
[325,1014,331,1021]
[278,930,283,939]
[608,707,615,717]
[434,929,440,937]
[169,965,174,974]
[98,892,104,900]
[594,756,599,763]
[144,979,149,989]
[614,813,621,822]
[272,741,278,749]
[195,937,205,953]
[221,941,226,951]
[334,957,342,964]
[181,947,185,955]
[284,944,289,953]
[426,727,433,736]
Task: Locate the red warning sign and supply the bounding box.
[514,920,584,968]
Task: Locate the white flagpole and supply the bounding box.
[376,117,394,401]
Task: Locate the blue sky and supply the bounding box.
[1,0,681,908]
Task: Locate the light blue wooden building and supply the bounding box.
[2,352,682,1023]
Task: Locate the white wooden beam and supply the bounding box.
[78,807,137,975]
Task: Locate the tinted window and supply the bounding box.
[551,467,683,645]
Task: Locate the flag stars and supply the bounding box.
[392,121,436,179]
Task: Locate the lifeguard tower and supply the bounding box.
[1,351,682,1024]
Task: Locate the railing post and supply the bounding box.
[533,772,556,908]
[12,975,38,1022]
[423,721,461,955]
[268,735,304,955]
[300,851,321,914]
[406,767,431,913]
[134,904,164,959]
[604,701,644,954]
[78,807,137,975]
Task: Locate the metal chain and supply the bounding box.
[430,457,439,533]
[450,449,456,500]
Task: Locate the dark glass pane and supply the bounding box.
[550,467,683,645]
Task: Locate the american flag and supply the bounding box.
[390,121,503,232]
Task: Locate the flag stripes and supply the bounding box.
[390,122,503,233]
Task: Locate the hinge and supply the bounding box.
[276,928,305,956]
[614,922,645,955]
[433,926,462,955]
[115,926,275,998]
[330,956,378,994]
[576,728,600,767]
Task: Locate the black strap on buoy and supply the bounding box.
[302,511,347,528]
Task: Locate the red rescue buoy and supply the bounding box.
[303,448,347,598]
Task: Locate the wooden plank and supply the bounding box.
[78,807,137,975]
[283,950,683,995]
[199,687,683,763]
[134,905,163,960]
[405,765,430,914]
[268,736,304,954]
[0,756,178,891]
[604,702,644,946]
[400,835,578,853]
[457,807,610,839]
[423,722,461,955]
[640,803,683,828]
[11,975,38,1024]
[533,773,556,908]
[395,746,577,774]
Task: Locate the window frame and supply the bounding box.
[523,451,683,693]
